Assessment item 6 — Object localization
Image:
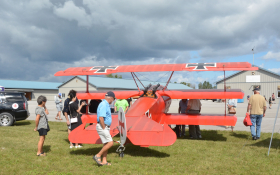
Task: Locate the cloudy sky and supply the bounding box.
[1,0,280,87]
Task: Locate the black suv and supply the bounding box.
[0,92,30,126]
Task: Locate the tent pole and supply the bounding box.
[86,75,89,114]
[224,69,226,116]
[268,101,280,156]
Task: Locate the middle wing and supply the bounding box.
[77,90,143,100]
[158,89,244,99]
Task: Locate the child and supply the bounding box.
[34,95,49,156]
[269,97,272,109]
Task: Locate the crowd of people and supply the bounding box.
[32,87,273,164]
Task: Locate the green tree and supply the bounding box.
[105,74,122,79]
[199,81,213,89]
[106,74,114,78]
[180,82,187,85]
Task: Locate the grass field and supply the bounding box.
[1,121,280,175]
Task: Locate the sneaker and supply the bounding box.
[70,146,73,149]
[75,145,83,148]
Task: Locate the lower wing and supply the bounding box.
[68,114,119,144]
[160,113,237,126]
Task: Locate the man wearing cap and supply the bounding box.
[55,93,63,120]
[247,87,267,140]
[93,91,115,166]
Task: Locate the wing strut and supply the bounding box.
[163,71,174,91]
[131,72,141,92]
[132,72,145,88]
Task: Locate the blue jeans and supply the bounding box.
[250,114,263,138]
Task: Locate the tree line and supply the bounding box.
[174,81,216,89]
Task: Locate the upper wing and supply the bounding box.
[157,89,244,99]
[55,62,258,76]
[77,90,143,100]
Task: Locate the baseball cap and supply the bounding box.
[58,93,62,96]
[105,91,115,99]
[253,87,260,91]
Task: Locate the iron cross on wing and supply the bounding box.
[186,63,216,70]
[89,66,119,73]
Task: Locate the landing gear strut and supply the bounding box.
[116,145,126,157]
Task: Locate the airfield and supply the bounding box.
[1,100,280,174]
[27,99,280,133]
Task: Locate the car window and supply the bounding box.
[5,93,24,102]
[0,93,5,103]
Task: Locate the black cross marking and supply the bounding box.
[186,63,216,70]
[89,66,119,73]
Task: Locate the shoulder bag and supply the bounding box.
[69,102,78,123]
[229,107,236,114]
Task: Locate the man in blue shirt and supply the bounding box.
[93,91,115,166]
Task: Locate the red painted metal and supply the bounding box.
[76,90,143,100]
[161,113,237,126]
[157,89,244,99]
[69,91,238,147]
[58,62,251,148]
[54,62,258,76]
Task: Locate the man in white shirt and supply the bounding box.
[186,99,202,139]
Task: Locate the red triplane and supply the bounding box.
[55,62,258,156]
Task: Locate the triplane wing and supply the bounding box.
[55,62,258,76]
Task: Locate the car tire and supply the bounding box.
[0,112,14,126]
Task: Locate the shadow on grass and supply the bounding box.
[177,130,227,141]
[59,130,69,132]
[14,121,31,126]
[250,138,280,149]
[70,144,170,158]
[43,145,51,153]
[231,132,250,139]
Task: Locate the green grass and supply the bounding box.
[1,121,280,175]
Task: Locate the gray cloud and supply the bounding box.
[0,0,280,83]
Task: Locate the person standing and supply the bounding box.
[34,95,49,156]
[186,99,202,139]
[247,87,267,140]
[114,99,129,113]
[55,93,63,120]
[269,97,272,109]
[226,98,237,130]
[272,93,275,104]
[62,90,79,146]
[247,95,250,102]
[176,99,188,137]
[69,92,85,148]
[93,91,115,166]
